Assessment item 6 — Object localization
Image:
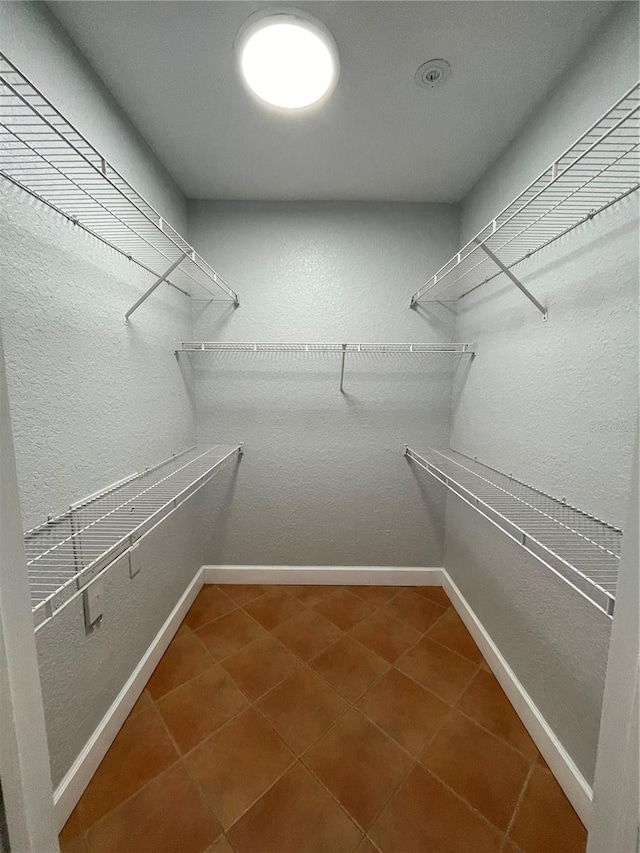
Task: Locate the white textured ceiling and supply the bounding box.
[49,1,614,201]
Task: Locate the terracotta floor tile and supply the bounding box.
[242,588,302,629]
[304,709,411,830]
[228,761,361,853]
[412,586,451,607]
[421,710,530,831]
[383,589,445,633]
[369,765,503,853]
[509,765,587,853]
[59,808,86,853]
[218,584,269,605]
[157,666,249,753]
[147,632,214,699]
[310,636,388,701]
[272,607,343,661]
[185,586,236,629]
[457,669,538,759]
[196,608,266,661]
[128,689,152,720]
[288,585,337,606]
[427,607,484,663]
[258,669,348,754]
[221,635,300,700]
[354,838,379,853]
[78,706,178,828]
[350,610,421,663]
[396,636,478,704]
[345,585,399,606]
[185,707,294,830]
[313,589,377,631]
[85,762,220,853]
[358,668,449,756]
[205,836,235,853]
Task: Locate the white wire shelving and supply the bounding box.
[25,444,243,630]
[405,446,621,617]
[175,341,477,391]
[410,82,640,319]
[0,52,239,320]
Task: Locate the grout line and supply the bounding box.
[502,758,537,849]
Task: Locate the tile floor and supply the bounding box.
[59,584,588,853]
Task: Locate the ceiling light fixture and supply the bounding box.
[236,10,339,110]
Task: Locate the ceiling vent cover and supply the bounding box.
[415,59,451,89]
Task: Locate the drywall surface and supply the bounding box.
[189,201,460,566]
[0,1,186,230]
[444,3,639,785]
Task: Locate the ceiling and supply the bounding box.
[49,1,614,202]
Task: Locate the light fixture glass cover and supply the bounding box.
[237,11,339,109]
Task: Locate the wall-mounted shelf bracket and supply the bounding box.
[124,253,188,323]
[472,239,548,321]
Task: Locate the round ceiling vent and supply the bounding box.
[415,59,451,90]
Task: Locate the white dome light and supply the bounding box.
[237,12,338,110]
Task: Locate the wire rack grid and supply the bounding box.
[410,82,640,309]
[26,444,242,629]
[174,341,477,353]
[0,52,238,308]
[405,446,621,616]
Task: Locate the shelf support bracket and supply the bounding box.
[124,253,188,323]
[339,343,347,392]
[473,239,547,320]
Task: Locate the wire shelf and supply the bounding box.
[410,83,640,313]
[405,446,621,616]
[26,444,243,629]
[0,52,238,313]
[175,341,476,353]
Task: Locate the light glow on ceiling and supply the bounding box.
[238,13,338,110]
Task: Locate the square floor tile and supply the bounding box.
[368,764,503,853]
[59,808,85,853]
[457,669,538,759]
[354,838,378,853]
[304,709,411,830]
[185,707,295,830]
[196,608,266,661]
[420,709,530,831]
[185,586,236,629]
[412,586,451,607]
[427,607,484,663]
[258,669,348,754]
[85,763,220,853]
[313,589,377,631]
[345,586,400,606]
[157,666,249,753]
[288,585,337,607]
[383,589,445,633]
[221,635,300,700]
[358,668,449,756]
[350,610,421,663]
[147,631,214,699]
[78,706,178,828]
[243,589,301,629]
[310,636,388,702]
[396,636,478,704]
[509,765,587,853]
[205,837,235,853]
[228,761,361,853]
[218,584,269,605]
[272,608,343,661]
[127,689,152,720]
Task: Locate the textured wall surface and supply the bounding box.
[443,3,639,784]
[189,201,460,567]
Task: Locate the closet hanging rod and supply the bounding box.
[174,341,476,353]
[404,446,620,617]
[409,81,640,316]
[0,52,239,316]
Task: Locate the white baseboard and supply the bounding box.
[203,565,445,586]
[441,570,593,826]
[52,568,204,831]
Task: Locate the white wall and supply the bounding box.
[444,2,639,786]
[189,201,460,568]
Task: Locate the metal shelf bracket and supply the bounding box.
[472,239,548,320]
[124,253,188,323]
